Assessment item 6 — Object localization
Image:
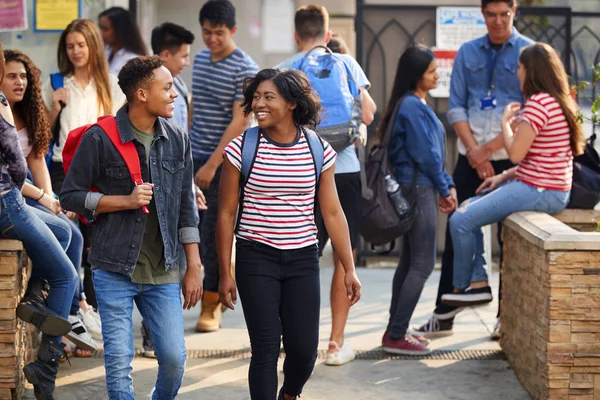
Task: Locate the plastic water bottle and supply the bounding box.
[384,175,410,217]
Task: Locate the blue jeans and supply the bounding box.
[26,200,85,313]
[388,185,438,339]
[92,269,186,400]
[450,180,570,289]
[0,188,78,343]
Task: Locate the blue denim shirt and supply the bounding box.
[389,94,454,197]
[447,28,534,160]
[60,105,200,277]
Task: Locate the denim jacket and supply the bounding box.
[389,94,454,197]
[60,105,200,276]
[447,28,534,160]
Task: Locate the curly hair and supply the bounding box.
[118,56,164,101]
[241,69,321,129]
[3,50,52,157]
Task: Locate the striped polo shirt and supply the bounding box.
[516,92,573,191]
[224,130,337,250]
[190,48,259,161]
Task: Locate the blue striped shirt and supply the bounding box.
[190,48,259,161]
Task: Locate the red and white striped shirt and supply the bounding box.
[224,130,336,250]
[515,92,573,191]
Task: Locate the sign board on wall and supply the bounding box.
[0,0,28,32]
[436,7,487,50]
[432,7,486,98]
[34,0,83,32]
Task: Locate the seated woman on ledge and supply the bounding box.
[441,42,585,308]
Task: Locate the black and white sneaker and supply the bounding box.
[412,316,454,338]
[441,286,493,307]
[66,315,98,352]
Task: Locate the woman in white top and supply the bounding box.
[98,7,147,75]
[44,18,126,195]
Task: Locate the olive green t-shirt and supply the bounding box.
[129,121,179,285]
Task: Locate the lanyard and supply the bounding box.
[487,47,499,96]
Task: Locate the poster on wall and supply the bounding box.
[429,50,457,99]
[436,7,487,50]
[0,0,28,32]
[34,0,82,32]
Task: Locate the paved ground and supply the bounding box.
[24,248,531,399]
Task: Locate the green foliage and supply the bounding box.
[574,63,600,128]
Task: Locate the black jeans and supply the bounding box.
[236,239,320,399]
[388,185,438,339]
[434,155,514,319]
[193,159,221,293]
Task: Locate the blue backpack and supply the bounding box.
[235,126,324,232]
[46,73,65,171]
[291,46,362,152]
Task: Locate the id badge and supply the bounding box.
[479,95,497,111]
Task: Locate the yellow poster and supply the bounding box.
[34,0,82,32]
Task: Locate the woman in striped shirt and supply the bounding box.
[442,42,585,307]
[217,68,361,400]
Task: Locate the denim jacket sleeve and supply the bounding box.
[177,131,200,245]
[400,102,450,197]
[444,172,455,189]
[59,128,103,221]
[447,46,469,125]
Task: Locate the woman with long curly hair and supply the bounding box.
[0,42,78,400]
[2,49,100,356]
[45,18,126,195]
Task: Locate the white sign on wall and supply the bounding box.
[436,7,487,50]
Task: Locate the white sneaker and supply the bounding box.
[491,319,501,340]
[78,309,102,341]
[66,315,98,352]
[325,341,356,366]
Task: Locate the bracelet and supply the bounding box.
[35,188,45,201]
[502,170,508,176]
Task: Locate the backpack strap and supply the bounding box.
[96,116,149,214]
[235,127,261,233]
[50,73,64,90]
[303,128,324,185]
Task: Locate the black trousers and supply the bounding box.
[236,239,320,399]
[434,155,514,319]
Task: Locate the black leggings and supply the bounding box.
[235,239,320,399]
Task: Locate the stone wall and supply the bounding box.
[501,210,600,400]
[0,240,38,400]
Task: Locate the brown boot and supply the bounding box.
[195,291,222,332]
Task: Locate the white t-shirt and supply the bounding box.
[17,128,33,158]
[43,74,126,162]
[105,46,140,75]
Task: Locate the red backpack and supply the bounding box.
[62,115,149,224]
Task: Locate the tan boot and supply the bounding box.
[195,291,222,333]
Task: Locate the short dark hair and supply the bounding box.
[118,56,164,101]
[242,69,321,129]
[481,0,516,8]
[295,5,329,40]
[151,23,195,55]
[199,0,236,29]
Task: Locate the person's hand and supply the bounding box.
[502,102,521,125]
[194,163,217,189]
[38,193,61,215]
[182,265,203,310]
[439,187,458,213]
[476,173,507,195]
[219,275,237,311]
[467,145,492,168]
[195,187,207,210]
[476,161,495,180]
[344,270,362,306]
[51,88,68,112]
[129,183,154,209]
[65,211,78,220]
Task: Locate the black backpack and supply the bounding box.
[360,96,418,246]
[568,134,600,209]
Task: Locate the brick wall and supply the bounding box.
[0,240,39,400]
[502,211,600,400]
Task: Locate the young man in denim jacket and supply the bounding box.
[414,0,534,340]
[60,56,202,400]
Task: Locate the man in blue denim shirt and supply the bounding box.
[414,0,533,340]
[60,57,202,399]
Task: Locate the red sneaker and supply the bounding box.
[382,334,432,356]
[382,329,430,347]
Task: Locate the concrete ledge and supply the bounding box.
[503,210,600,250]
